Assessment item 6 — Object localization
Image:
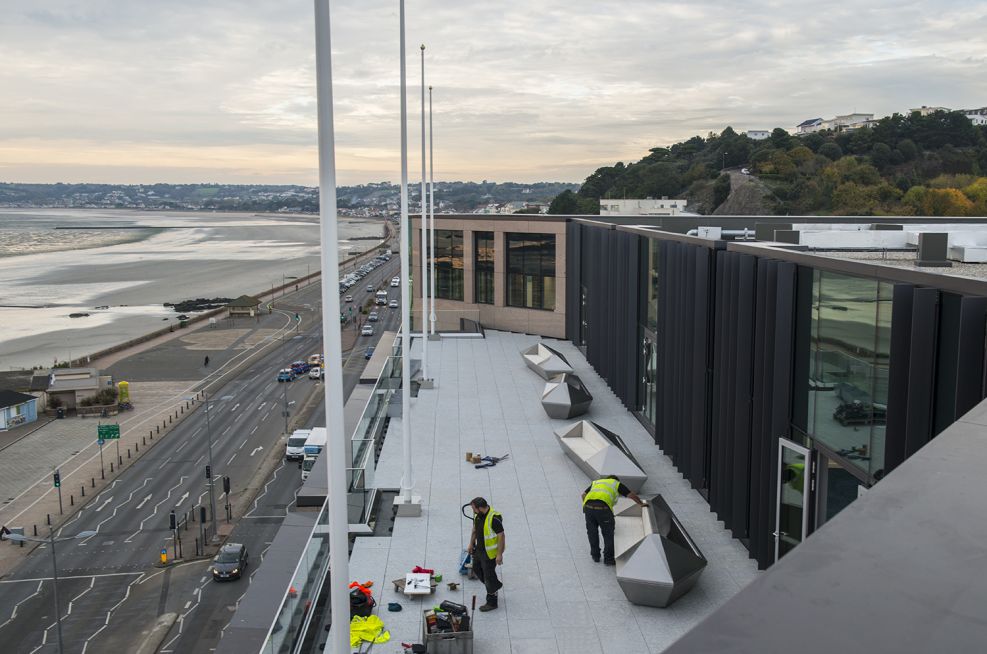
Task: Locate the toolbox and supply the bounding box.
[421,609,473,654]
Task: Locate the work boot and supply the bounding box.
[604,559,616,566]
[479,594,498,612]
[591,555,600,563]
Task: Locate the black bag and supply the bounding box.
[349,588,376,617]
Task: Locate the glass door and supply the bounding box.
[775,439,810,561]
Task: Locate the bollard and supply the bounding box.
[135,442,139,452]
[91,477,95,488]
[181,406,183,414]
[169,416,172,424]
[128,448,131,459]
[81,486,85,497]
[143,436,146,446]
[33,524,37,537]
[175,410,178,419]
[47,514,51,526]
[71,495,74,506]
[156,425,159,434]
[195,537,200,557]
[110,462,114,473]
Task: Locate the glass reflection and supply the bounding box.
[474,231,494,304]
[434,229,464,301]
[807,271,891,478]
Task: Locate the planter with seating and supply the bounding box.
[521,343,573,380]
[554,420,647,492]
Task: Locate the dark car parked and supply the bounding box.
[211,543,248,581]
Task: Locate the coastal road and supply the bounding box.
[0,257,401,653]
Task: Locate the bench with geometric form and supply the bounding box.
[554,420,647,492]
[613,494,707,608]
[521,343,573,380]
[541,373,593,419]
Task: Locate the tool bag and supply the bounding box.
[350,587,377,617]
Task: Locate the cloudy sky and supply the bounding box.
[2,0,986,185]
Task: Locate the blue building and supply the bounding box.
[0,390,38,430]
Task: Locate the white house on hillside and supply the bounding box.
[796,118,824,134]
[746,130,770,140]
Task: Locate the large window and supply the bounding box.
[434,229,463,301]
[506,233,556,310]
[645,238,660,332]
[474,231,494,305]
[638,238,661,427]
[806,270,892,479]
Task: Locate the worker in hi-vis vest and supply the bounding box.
[467,497,505,612]
[582,476,646,564]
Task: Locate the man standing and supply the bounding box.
[582,476,646,565]
[467,497,505,612]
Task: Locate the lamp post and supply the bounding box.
[186,393,224,541]
[419,44,429,383]
[722,151,728,171]
[428,85,436,337]
[7,529,97,654]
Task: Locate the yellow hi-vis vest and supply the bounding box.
[583,478,620,509]
[482,510,502,559]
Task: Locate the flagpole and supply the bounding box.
[312,2,349,653]
[419,44,429,383]
[429,85,436,336]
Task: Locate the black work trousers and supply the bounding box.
[472,547,502,604]
[584,503,616,563]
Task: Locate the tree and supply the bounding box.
[548,190,578,214]
[897,139,918,161]
[870,143,893,171]
[819,142,843,161]
[770,128,794,150]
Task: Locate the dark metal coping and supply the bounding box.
[726,241,987,295]
[665,396,987,653]
[217,510,320,654]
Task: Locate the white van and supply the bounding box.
[285,429,312,462]
[375,290,388,305]
[300,427,327,480]
[390,276,400,287]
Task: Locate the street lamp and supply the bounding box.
[185,393,231,542]
[722,151,728,171]
[7,529,97,654]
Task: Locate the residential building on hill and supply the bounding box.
[599,198,689,217]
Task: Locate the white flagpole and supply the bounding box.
[312,2,349,653]
[398,0,415,506]
[429,85,436,336]
[419,44,429,382]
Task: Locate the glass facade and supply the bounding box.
[474,231,494,305]
[806,270,892,479]
[506,233,556,310]
[645,238,660,332]
[434,229,464,301]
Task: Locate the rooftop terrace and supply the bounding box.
[346,330,757,653]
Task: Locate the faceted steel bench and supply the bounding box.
[554,420,647,492]
[521,343,573,380]
[613,494,707,608]
[541,373,593,419]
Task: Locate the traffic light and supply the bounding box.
[223,476,231,494]
[53,471,61,488]
[169,510,177,531]
[205,465,212,479]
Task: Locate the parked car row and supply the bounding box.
[277,355,325,382]
[338,254,392,293]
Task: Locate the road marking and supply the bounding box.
[175,440,188,452]
[125,475,187,542]
[222,426,232,436]
[0,579,43,630]
[178,491,190,505]
[230,403,240,412]
[158,456,173,470]
[80,572,146,654]
[135,494,153,510]
[249,446,264,457]
[183,600,191,610]
[257,402,266,411]
[0,572,143,584]
[94,497,114,512]
[190,427,202,438]
[227,453,237,465]
[200,576,207,583]
[250,425,258,434]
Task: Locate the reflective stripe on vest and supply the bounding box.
[583,478,620,509]
[483,510,502,559]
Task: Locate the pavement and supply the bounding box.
[0,252,402,653]
[345,331,759,654]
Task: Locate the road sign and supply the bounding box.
[97,424,120,440]
[97,438,105,446]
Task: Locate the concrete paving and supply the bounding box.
[347,331,758,654]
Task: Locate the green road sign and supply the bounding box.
[97,424,121,440]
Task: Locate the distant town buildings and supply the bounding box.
[746,130,770,140]
[599,198,688,216]
[796,113,876,134]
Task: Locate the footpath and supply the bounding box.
[0,228,394,576]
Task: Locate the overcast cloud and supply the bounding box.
[1,0,985,185]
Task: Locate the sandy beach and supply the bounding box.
[0,208,387,369]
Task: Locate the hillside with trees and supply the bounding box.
[550,110,987,216]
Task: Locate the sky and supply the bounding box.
[1,0,986,186]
